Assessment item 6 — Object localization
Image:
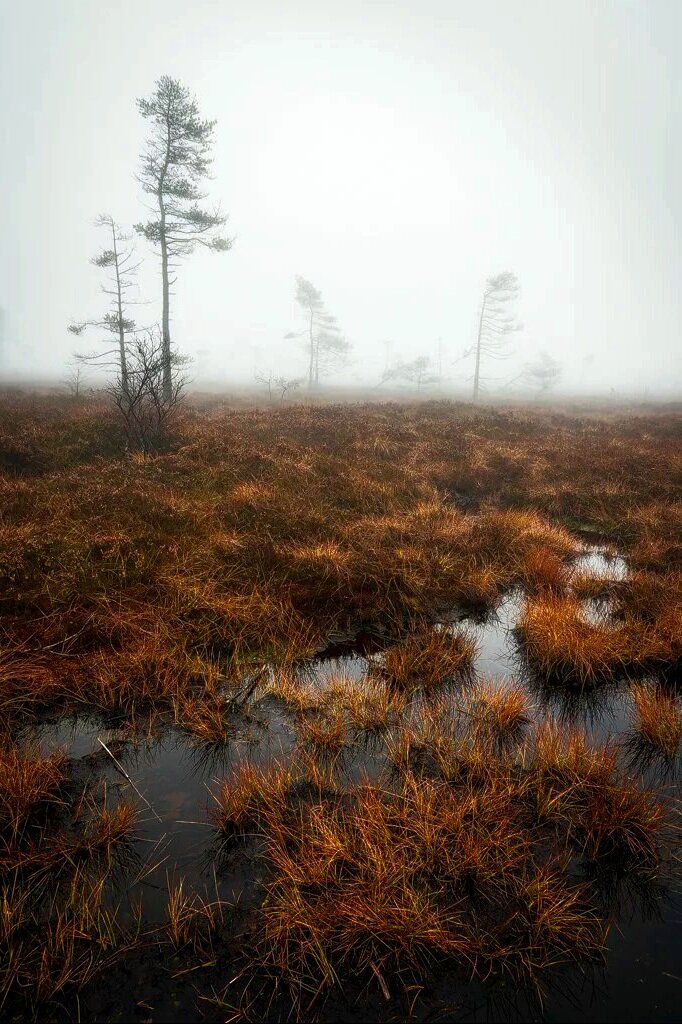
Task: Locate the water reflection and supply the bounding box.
[524,675,631,741]
[572,548,629,580]
[621,732,682,784]
[463,587,525,680]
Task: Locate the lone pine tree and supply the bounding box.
[135,76,232,398]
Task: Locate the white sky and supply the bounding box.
[1,0,680,393]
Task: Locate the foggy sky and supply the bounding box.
[1,0,680,394]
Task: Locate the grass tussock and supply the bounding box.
[345,677,406,734]
[294,707,347,755]
[530,722,667,867]
[211,761,294,835]
[266,670,326,715]
[0,744,69,835]
[467,680,532,751]
[256,772,606,1002]
[376,625,476,690]
[175,693,233,746]
[165,879,228,956]
[630,682,682,759]
[516,594,673,685]
[521,546,568,593]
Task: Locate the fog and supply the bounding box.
[1,0,680,396]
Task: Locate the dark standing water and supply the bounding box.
[20,548,682,1022]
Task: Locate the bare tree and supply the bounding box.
[466,272,522,401]
[62,365,85,399]
[135,76,232,400]
[255,370,275,401]
[276,376,301,402]
[524,351,562,395]
[255,370,302,402]
[68,214,139,388]
[286,276,350,388]
[108,328,188,452]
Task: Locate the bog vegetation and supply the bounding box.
[0,392,680,1020]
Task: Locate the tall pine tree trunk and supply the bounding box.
[473,298,485,402]
[158,119,172,402]
[158,187,172,402]
[307,310,315,388]
[110,220,129,393]
[161,236,171,400]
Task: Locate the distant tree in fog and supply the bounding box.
[382,338,394,377]
[286,276,351,387]
[381,355,439,392]
[255,370,301,401]
[524,351,562,394]
[135,76,232,400]
[62,364,85,399]
[315,329,352,383]
[436,336,445,385]
[578,351,595,387]
[68,214,139,389]
[466,272,522,401]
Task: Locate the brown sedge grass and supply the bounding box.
[375,624,477,690]
[0,397,679,1014]
[629,682,682,759]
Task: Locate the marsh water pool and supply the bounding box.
[18,548,682,1022]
